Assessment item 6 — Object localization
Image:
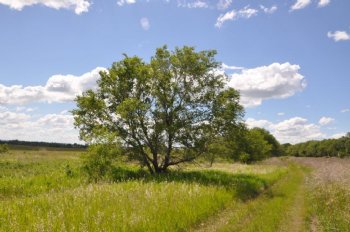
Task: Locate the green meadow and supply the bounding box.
[0,149,349,231]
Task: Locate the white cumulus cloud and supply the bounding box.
[177,0,208,8]
[215,6,259,28]
[238,6,258,19]
[319,117,334,126]
[0,0,90,14]
[215,5,276,28]
[260,5,277,14]
[327,31,350,42]
[227,62,307,107]
[318,0,330,7]
[215,10,236,28]
[217,0,232,10]
[246,118,273,129]
[1,62,306,108]
[331,132,346,139]
[341,109,349,113]
[140,17,150,30]
[290,0,311,11]
[0,67,106,105]
[246,117,325,144]
[0,109,80,143]
[222,63,245,71]
[117,0,136,6]
[0,110,31,124]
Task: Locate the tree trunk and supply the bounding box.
[145,160,155,175]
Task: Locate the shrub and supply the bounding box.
[82,144,121,182]
[0,144,9,154]
[238,153,250,164]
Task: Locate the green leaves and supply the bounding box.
[73,46,244,174]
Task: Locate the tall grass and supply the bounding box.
[219,164,308,232]
[0,151,83,199]
[0,149,288,231]
[0,181,232,231]
[110,166,284,201]
[308,184,350,231]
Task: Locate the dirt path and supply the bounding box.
[277,175,307,232]
[192,201,240,232]
[192,157,350,232]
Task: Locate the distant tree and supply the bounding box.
[0,140,86,149]
[221,127,272,164]
[250,128,282,157]
[239,128,272,163]
[346,134,350,155]
[0,144,9,154]
[73,46,244,174]
[337,134,350,157]
[281,143,291,155]
[285,132,350,158]
[205,123,247,165]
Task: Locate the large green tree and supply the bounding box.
[73,46,244,174]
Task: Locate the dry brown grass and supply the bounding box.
[289,157,350,231]
[290,157,350,186]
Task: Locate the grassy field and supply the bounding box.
[0,149,349,231]
[294,157,350,231]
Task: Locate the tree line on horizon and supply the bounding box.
[283,132,350,158]
[0,140,87,150]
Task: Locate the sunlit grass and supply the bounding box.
[0,149,289,231]
[307,184,350,231]
[0,181,233,231]
[185,162,283,175]
[218,164,308,232]
[0,150,83,199]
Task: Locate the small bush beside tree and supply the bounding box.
[82,144,121,181]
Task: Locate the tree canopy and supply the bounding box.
[73,46,244,174]
[250,128,282,157]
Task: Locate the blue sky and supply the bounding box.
[0,0,349,144]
